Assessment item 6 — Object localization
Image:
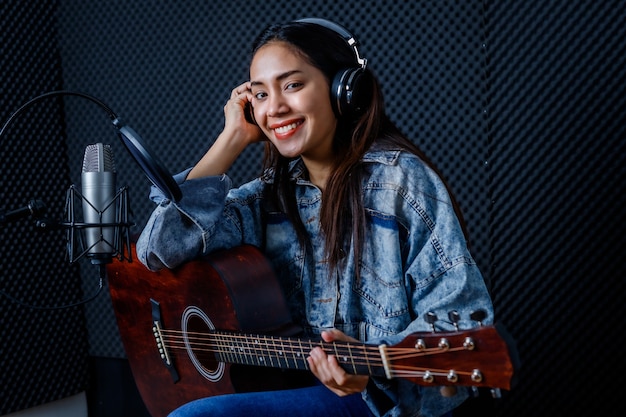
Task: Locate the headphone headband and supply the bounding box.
[296,18,367,69]
[293,18,371,117]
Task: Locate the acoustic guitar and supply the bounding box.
[107,244,516,417]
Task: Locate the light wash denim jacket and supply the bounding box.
[137,146,494,417]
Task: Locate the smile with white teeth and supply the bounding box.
[274,121,301,134]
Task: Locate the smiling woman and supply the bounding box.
[136,18,493,417]
[249,43,338,183]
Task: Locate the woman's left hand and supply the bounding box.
[307,329,370,396]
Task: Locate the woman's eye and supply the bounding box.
[286,82,303,90]
[254,91,267,100]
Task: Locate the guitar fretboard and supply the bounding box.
[206,330,388,378]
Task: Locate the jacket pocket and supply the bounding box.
[352,210,411,333]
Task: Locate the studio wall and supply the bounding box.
[0,0,623,416]
[0,0,89,414]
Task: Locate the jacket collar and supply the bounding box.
[283,146,402,181]
[260,142,404,184]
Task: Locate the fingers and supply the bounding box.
[321,329,359,343]
[231,81,252,100]
[227,82,253,118]
[307,336,369,396]
[320,329,339,342]
[224,81,262,139]
[308,348,347,396]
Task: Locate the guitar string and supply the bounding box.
[162,329,384,360]
[167,341,473,380]
[164,333,372,360]
[162,328,471,358]
[167,333,381,371]
[155,328,478,377]
[160,328,464,361]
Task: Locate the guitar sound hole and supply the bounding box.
[182,306,225,382]
[187,315,220,372]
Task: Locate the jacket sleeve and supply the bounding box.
[136,169,266,271]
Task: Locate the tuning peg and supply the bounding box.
[448,310,461,330]
[470,310,487,326]
[491,388,502,398]
[424,311,438,331]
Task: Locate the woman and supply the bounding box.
[137,18,494,417]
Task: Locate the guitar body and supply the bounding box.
[107,244,307,417]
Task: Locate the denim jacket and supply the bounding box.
[137,146,494,417]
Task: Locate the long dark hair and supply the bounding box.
[251,21,468,274]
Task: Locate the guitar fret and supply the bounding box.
[224,333,235,363]
[279,338,289,368]
[234,333,248,365]
[275,337,282,366]
[362,344,373,376]
[293,339,301,369]
[214,332,224,362]
[243,336,254,365]
[254,337,264,366]
[332,341,340,362]
[243,335,253,365]
[264,336,273,367]
[347,343,357,374]
[225,333,234,362]
[265,337,276,368]
[298,339,308,370]
[222,333,234,364]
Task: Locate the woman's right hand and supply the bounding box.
[223,81,264,146]
[187,82,264,179]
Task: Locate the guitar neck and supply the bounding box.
[211,330,388,378]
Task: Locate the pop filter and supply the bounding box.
[0,90,182,202]
[113,120,182,202]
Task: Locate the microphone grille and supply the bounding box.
[82,143,116,173]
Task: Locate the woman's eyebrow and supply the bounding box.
[250,70,303,87]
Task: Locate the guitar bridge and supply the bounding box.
[151,298,180,383]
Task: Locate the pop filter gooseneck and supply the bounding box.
[0,90,182,202]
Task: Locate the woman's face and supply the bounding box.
[250,42,337,165]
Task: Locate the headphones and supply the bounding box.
[296,18,372,118]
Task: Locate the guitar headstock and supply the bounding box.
[384,322,518,390]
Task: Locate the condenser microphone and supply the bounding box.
[81,143,117,263]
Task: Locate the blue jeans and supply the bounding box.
[167,384,375,417]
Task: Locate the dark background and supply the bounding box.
[1,1,624,416]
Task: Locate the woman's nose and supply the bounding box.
[266,93,288,117]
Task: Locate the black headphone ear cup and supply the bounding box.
[244,101,257,125]
[331,67,371,118]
